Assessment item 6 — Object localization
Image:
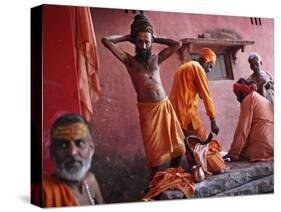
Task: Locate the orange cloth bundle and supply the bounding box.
[206,140,226,173]
[143,167,195,201]
[186,139,226,174]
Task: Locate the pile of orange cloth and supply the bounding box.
[143,167,195,201]
[187,139,226,174]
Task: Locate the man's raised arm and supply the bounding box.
[101,35,132,64]
[154,37,182,64]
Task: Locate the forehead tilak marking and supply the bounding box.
[52,123,89,138]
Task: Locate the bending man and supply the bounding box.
[170,48,219,141]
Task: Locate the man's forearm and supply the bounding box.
[102,34,132,44]
[153,37,181,46]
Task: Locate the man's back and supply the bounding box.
[235,92,273,161]
[170,60,215,130]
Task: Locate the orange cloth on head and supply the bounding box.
[43,177,78,208]
[143,167,195,201]
[137,97,186,168]
[228,92,274,161]
[170,61,216,141]
[199,48,216,64]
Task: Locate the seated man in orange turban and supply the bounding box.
[225,78,274,161]
[33,114,104,207]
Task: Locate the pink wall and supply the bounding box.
[91,8,274,156]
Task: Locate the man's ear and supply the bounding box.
[260,61,263,66]
[89,142,95,155]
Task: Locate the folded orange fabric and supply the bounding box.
[143,167,195,201]
[206,140,225,173]
[187,139,225,174]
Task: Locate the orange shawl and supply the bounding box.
[43,176,78,207]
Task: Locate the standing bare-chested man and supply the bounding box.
[102,15,186,177]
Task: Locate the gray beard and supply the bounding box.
[54,153,93,182]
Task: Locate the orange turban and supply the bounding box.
[199,48,216,64]
[233,83,257,96]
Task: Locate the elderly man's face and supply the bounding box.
[51,123,94,181]
[249,57,261,73]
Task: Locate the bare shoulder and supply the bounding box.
[85,172,99,186]
[85,171,104,204]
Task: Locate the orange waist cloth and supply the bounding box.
[143,167,195,201]
[137,97,186,168]
[43,176,78,208]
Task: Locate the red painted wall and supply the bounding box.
[91,8,273,156]
[42,5,81,175]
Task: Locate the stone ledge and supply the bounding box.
[215,175,274,196]
[158,161,273,200]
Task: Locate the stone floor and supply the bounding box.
[158,161,274,200]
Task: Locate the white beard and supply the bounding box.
[54,152,93,181]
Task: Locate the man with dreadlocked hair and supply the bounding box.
[224,78,273,162]
[102,14,186,178]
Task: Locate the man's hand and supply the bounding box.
[211,119,219,135]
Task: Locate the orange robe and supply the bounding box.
[42,176,78,207]
[170,61,216,140]
[137,97,186,168]
[228,91,274,161]
[143,167,195,201]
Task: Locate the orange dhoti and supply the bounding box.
[137,97,186,168]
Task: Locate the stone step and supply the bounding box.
[194,161,273,197]
[215,175,274,197]
[157,161,273,200]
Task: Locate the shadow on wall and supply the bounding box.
[92,150,149,203]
